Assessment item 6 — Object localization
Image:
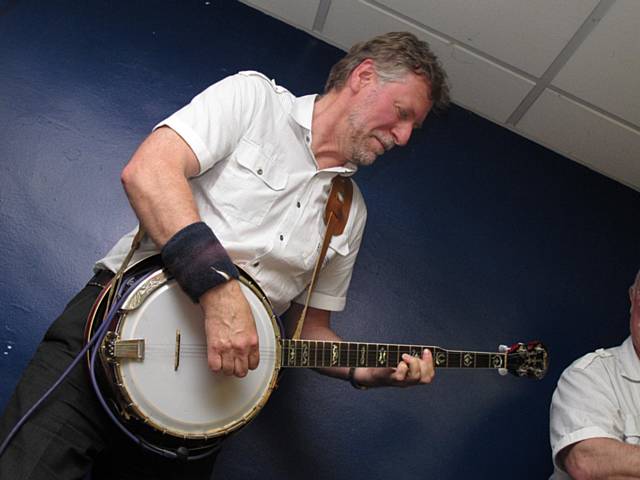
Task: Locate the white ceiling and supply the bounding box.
[239,0,640,191]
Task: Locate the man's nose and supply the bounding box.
[392,123,413,146]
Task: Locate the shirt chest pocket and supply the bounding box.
[623,414,640,445]
[328,232,350,257]
[311,231,350,270]
[216,140,288,225]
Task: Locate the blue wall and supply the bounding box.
[1,1,639,478]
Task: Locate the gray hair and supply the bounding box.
[325,31,450,112]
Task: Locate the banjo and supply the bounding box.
[85,262,549,458]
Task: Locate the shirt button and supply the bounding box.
[305,135,310,143]
[256,168,263,175]
[252,261,260,267]
[279,235,284,241]
[296,201,301,208]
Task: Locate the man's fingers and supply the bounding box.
[234,356,249,378]
[221,350,235,376]
[208,352,223,373]
[248,348,260,371]
[402,353,419,379]
[419,349,435,384]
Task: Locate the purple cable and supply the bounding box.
[0,269,218,461]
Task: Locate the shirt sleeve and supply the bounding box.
[153,72,266,175]
[294,181,367,312]
[549,354,622,472]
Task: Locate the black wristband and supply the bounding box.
[160,222,239,303]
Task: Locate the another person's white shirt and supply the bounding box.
[549,336,640,479]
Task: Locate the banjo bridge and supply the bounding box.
[112,338,146,360]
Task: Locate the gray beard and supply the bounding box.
[346,115,378,167]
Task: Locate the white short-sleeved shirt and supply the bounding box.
[97,71,367,315]
[549,336,640,479]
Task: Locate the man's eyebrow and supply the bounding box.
[399,105,421,129]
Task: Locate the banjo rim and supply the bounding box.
[90,265,282,442]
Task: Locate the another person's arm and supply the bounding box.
[560,438,640,480]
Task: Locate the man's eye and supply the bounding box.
[397,107,408,120]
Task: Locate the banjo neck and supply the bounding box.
[280,339,507,370]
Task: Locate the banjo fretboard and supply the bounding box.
[280,339,507,370]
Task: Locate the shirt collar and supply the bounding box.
[291,94,358,176]
[619,336,640,381]
[291,94,315,132]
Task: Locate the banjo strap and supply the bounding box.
[291,175,353,340]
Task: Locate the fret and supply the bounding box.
[366,344,375,367]
[388,344,398,367]
[339,342,348,368]
[313,340,318,368]
[346,342,354,368]
[322,341,328,368]
[318,341,325,368]
[281,339,286,367]
[399,345,408,359]
[447,350,460,368]
[475,353,489,369]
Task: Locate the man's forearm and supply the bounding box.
[562,438,640,479]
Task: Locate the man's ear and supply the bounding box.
[347,59,378,93]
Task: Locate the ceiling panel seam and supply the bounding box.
[506,0,617,127]
[312,0,332,32]
[545,87,640,134]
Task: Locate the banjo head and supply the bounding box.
[111,270,281,440]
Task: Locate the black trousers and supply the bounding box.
[0,278,219,480]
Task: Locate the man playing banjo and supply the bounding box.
[0,32,450,479]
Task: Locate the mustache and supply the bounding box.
[374,134,395,151]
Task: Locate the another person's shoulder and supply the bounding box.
[558,341,626,389]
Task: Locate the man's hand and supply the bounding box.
[357,349,435,387]
[200,279,259,377]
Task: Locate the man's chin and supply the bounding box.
[354,154,377,167]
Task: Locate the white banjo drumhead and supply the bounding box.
[116,277,279,438]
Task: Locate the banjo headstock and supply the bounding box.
[505,341,549,379]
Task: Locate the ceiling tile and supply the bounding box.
[374,0,599,76]
[552,0,640,127]
[517,89,640,190]
[445,46,534,123]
